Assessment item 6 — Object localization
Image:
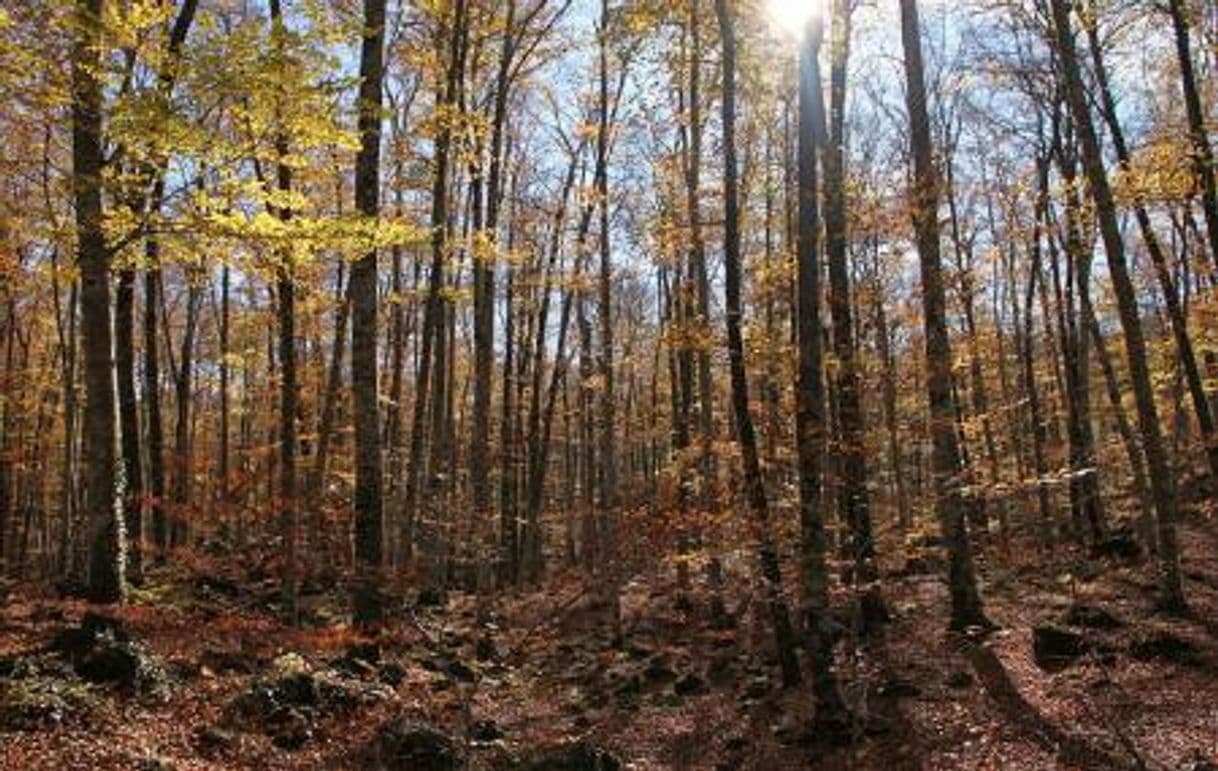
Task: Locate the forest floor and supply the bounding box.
[2,505,1218,770]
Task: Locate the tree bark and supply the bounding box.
[714,0,801,690]
[899,0,991,631]
[73,0,124,603]
[351,0,387,626]
[1049,0,1185,610]
[824,0,884,629]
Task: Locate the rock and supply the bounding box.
[369,718,459,771]
[1062,603,1123,630]
[192,724,235,753]
[0,670,95,730]
[379,661,406,687]
[417,587,446,608]
[1032,625,1090,671]
[469,719,502,743]
[673,673,707,696]
[1092,527,1142,561]
[268,707,313,750]
[743,674,770,699]
[330,643,380,678]
[226,654,387,747]
[945,670,973,689]
[422,655,475,684]
[1129,632,1198,665]
[612,674,641,704]
[50,614,167,696]
[642,656,676,684]
[876,677,920,699]
[519,740,622,771]
[706,656,736,687]
[475,635,499,661]
[133,753,176,771]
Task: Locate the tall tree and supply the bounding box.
[714,0,800,689]
[1167,0,1218,275]
[823,0,885,629]
[1048,0,1185,610]
[898,0,992,631]
[351,0,387,626]
[269,0,298,624]
[595,0,620,641]
[73,0,123,603]
[791,3,851,723]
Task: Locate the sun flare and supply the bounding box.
[764,0,821,38]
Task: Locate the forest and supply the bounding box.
[1,0,1217,768]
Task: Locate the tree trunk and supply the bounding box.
[1168,0,1218,276]
[899,0,991,630]
[1085,17,1218,481]
[714,0,801,690]
[595,0,620,644]
[351,0,387,626]
[824,0,884,629]
[1049,0,1184,610]
[115,267,142,583]
[73,0,124,603]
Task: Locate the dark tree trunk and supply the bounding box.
[1168,0,1218,275]
[824,0,884,629]
[1049,0,1184,610]
[145,254,166,556]
[899,0,991,631]
[595,0,620,643]
[714,0,801,690]
[351,0,387,626]
[1085,18,1218,481]
[73,0,124,603]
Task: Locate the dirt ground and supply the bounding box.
[2,509,1217,770]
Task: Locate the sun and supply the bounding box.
[764,0,821,38]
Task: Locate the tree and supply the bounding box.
[714,0,800,689]
[1167,0,1218,275]
[73,0,123,603]
[823,0,885,629]
[351,0,387,626]
[898,0,992,631]
[269,0,298,624]
[1048,0,1185,611]
[790,1,853,722]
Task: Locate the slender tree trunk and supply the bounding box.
[683,0,715,513]
[1050,0,1185,610]
[115,267,142,583]
[218,264,230,542]
[170,281,199,548]
[351,0,387,626]
[595,0,621,644]
[523,147,583,582]
[145,253,166,556]
[899,0,991,630]
[1168,0,1218,275]
[310,264,348,545]
[714,0,801,690]
[1085,18,1218,480]
[824,0,884,629]
[476,0,515,587]
[268,0,298,623]
[1088,307,1155,548]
